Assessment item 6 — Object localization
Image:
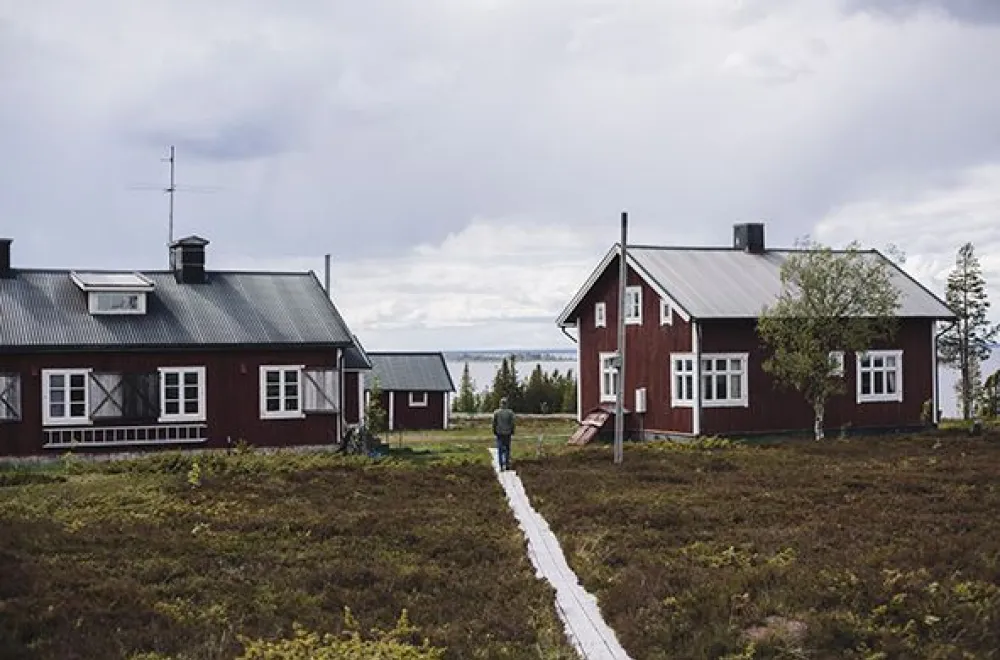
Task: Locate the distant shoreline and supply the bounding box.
[444,349,575,362]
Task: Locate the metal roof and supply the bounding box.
[344,334,373,370]
[364,352,456,392]
[558,245,955,325]
[0,269,355,350]
[70,271,156,290]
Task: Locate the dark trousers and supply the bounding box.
[496,434,512,470]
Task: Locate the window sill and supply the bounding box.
[671,401,693,408]
[702,400,750,408]
[42,419,93,428]
[599,395,616,403]
[158,415,207,424]
[260,411,306,420]
[857,396,903,404]
[624,319,642,326]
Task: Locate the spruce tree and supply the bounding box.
[455,362,478,413]
[939,243,999,420]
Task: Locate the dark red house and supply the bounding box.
[555,224,955,439]
[364,352,455,431]
[0,235,368,458]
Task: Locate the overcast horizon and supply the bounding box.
[3,0,1000,353]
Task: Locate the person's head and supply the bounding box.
[500,397,509,409]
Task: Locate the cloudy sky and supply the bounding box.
[2,0,1000,355]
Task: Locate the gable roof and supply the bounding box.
[557,244,955,326]
[364,352,456,392]
[0,269,356,350]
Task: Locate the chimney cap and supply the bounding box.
[0,238,12,244]
[170,235,210,248]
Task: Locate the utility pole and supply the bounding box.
[614,211,628,464]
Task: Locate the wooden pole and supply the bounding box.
[614,211,627,464]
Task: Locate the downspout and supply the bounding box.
[692,319,703,436]
[934,319,957,425]
[336,347,343,443]
[560,326,577,344]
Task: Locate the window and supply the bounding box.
[0,373,21,422]
[671,355,694,407]
[89,291,146,315]
[660,299,673,326]
[595,302,607,328]
[260,366,304,419]
[303,368,339,413]
[599,352,619,402]
[829,351,845,377]
[158,367,206,422]
[409,391,428,407]
[701,354,749,407]
[42,369,91,426]
[857,350,903,403]
[624,286,642,325]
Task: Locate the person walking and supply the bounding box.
[492,397,516,471]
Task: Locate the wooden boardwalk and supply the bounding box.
[489,449,633,660]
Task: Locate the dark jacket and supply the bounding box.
[492,407,516,436]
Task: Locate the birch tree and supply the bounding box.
[757,239,901,440]
[939,242,999,420]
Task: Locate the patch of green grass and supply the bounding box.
[517,431,1000,659]
[0,451,575,660]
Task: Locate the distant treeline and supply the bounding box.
[452,355,577,414]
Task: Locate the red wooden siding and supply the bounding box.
[576,257,693,435]
[343,371,361,424]
[382,391,446,431]
[698,317,935,435]
[0,348,341,457]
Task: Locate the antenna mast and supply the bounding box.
[164,145,176,248]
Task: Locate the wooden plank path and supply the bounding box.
[489,449,633,660]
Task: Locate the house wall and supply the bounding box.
[0,348,341,457]
[699,317,935,435]
[575,257,693,435]
[383,391,447,431]
[344,371,361,424]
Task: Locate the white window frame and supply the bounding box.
[856,350,903,403]
[599,352,619,403]
[42,368,92,427]
[157,366,206,423]
[660,298,673,326]
[594,302,607,328]
[829,351,845,377]
[700,353,749,408]
[88,291,147,315]
[260,365,305,419]
[0,373,21,422]
[624,286,642,325]
[670,354,695,407]
[408,391,428,407]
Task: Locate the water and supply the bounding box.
[446,359,577,394]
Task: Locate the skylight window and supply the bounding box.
[69,271,155,316]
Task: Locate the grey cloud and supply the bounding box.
[841,0,1000,24]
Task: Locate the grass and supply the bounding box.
[516,430,1000,659]
[0,451,576,660]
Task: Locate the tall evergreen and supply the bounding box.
[939,243,1000,420]
[454,362,478,413]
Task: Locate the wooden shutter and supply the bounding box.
[120,372,161,419]
[0,373,21,421]
[303,368,339,413]
[89,372,125,418]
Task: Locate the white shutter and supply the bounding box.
[89,373,124,418]
[303,368,339,413]
[0,374,20,421]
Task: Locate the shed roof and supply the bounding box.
[364,352,456,392]
[344,334,373,370]
[557,245,955,325]
[0,269,355,350]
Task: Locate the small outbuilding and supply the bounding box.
[364,352,455,431]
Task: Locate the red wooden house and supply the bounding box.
[556,224,955,439]
[364,352,455,431]
[0,235,368,458]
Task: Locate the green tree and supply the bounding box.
[757,239,901,440]
[490,356,521,411]
[454,362,478,413]
[364,375,389,437]
[939,243,999,420]
[982,369,1000,419]
[560,369,577,414]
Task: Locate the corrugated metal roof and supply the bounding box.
[344,334,373,370]
[0,269,355,350]
[630,247,954,319]
[558,245,955,324]
[364,352,456,392]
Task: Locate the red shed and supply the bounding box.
[0,235,366,458]
[556,224,956,439]
[364,352,456,431]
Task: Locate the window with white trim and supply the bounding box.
[0,373,21,422]
[829,351,845,377]
[660,299,673,326]
[594,302,607,328]
[671,355,694,407]
[857,350,903,403]
[701,354,749,407]
[158,367,206,422]
[260,366,304,419]
[42,369,91,426]
[624,286,642,325]
[599,352,619,402]
[409,391,428,407]
[89,291,146,315]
